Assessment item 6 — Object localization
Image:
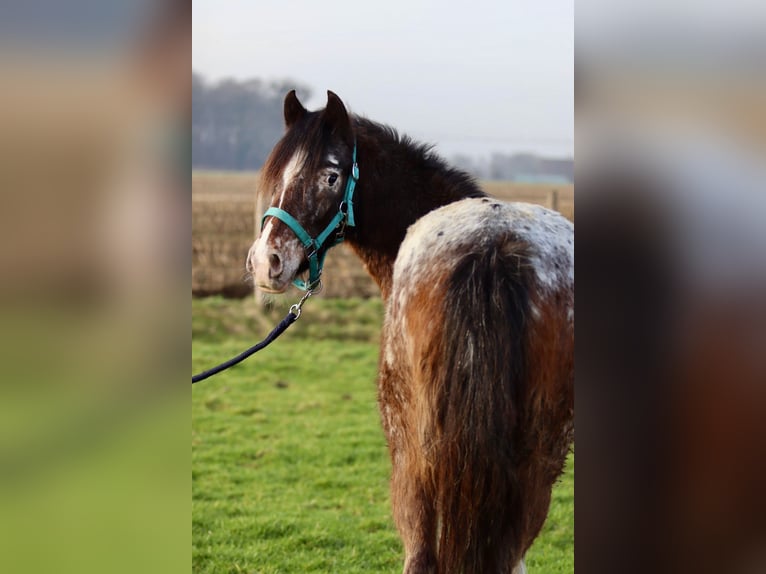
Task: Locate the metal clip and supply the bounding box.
[289,287,317,319]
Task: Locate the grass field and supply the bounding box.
[192,296,573,573]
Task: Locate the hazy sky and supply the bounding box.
[193,0,573,158]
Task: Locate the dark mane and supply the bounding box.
[352,116,485,203]
[343,116,486,295]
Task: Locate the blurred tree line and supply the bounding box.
[452,153,573,183]
[192,72,311,170]
[192,72,572,182]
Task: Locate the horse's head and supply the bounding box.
[247,90,356,293]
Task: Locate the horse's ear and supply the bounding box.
[323,90,354,146]
[284,90,307,128]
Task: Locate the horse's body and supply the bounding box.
[248,91,574,573]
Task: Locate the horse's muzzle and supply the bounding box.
[247,224,303,293]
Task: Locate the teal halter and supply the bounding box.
[261,142,359,291]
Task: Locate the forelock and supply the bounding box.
[260,112,350,198]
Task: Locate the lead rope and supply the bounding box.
[191,288,316,384]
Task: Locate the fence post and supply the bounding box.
[550,188,560,212]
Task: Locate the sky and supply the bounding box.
[193,0,573,159]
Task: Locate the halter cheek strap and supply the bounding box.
[261,141,359,291]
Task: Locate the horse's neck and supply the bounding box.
[346,127,483,299]
[346,243,397,300]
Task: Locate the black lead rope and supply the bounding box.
[192,289,316,385]
[192,311,297,384]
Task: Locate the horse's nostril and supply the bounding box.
[268,253,283,278]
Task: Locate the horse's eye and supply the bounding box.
[327,173,338,186]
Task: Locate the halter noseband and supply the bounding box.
[261,141,359,291]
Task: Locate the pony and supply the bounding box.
[247,90,574,574]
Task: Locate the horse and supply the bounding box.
[247,90,574,574]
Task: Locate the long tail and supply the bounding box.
[431,240,532,573]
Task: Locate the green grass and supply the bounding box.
[192,296,573,573]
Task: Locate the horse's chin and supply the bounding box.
[256,282,290,295]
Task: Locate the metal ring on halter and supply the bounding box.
[335,208,348,240]
[289,286,318,318]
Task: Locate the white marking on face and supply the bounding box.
[255,220,275,256]
[249,220,279,289]
[327,154,340,166]
[278,148,307,209]
[247,147,310,292]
